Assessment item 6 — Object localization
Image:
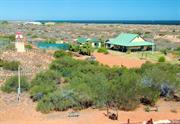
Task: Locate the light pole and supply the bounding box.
[17,65,21,101]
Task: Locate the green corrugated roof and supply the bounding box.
[87,38,100,43]
[77,37,100,43]
[107,33,155,47]
[77,38,88,43]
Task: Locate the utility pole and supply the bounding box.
[17,65,21,101]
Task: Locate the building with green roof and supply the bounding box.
[106,33,155,52]
[76,37,101,48]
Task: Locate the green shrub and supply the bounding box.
[79,44,93,56]
[97,47,108,54]
[140,62,180,101]
[37,90,81,113]
[144,106,150,112]
[0,35,15,42]
[140,87,160,106]
[158,56,166,62]
[69,44,80,52]
[160,49,168,55]
[1,60,20,71]
[30,84,56,101]
[45,40,56,44]
[31,35,38,38]
[109,71,141,110]
[1,76,30,93]
[175,47,180,51]
[25,44,33,50]
[53,50,72,58]
[144,34,153,39]
[37,98,54,113]
[5,44,15,50]
[0,59,4,67]
[30,70,60,101]
[30,54,180,113]
[3,61,20,71]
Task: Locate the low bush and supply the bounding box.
[69,44,80,52]
[69,44,93,56]
[160,49,168,55]
[158,56,166,62]
[3,61,20,71]
[37,89,83,113]
[31,35,38,38]
[144,106,150,112]
[109,71,141,110]
[140,63,180,100]
[97,47,108,54]
[0,59,20,71]
[5,44,16,50]
[53,50,72,58]
[30,70,60,101]
[175,47,180,51]
[45,40,56,44]
[1,76,30,93]
[0,59,4,67]
[140,87,160,106]
[25,44,33,50]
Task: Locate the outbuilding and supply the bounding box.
[76,37,101,48]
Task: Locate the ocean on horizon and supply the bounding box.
[37,20,180,25]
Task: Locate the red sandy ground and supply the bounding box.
[93,52,145,68]
[0,93,180,124]
[75,52,145,68]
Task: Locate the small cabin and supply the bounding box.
[75,37,101,48]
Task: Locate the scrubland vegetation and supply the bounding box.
[97,47,109,54]
[1,76,30,93]
[2,50,179,114]
[69,43,94,56]
[0,59,20,71]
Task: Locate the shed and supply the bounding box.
[76,37,101,48]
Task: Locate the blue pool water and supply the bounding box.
[37,42,69,50]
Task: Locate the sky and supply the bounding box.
[0,0,179,20]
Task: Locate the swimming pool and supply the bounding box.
[37,42,70,50]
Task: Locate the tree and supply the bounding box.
[79,43,93,56]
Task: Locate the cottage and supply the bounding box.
[106,33,155,52]
[75,37,101,48]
